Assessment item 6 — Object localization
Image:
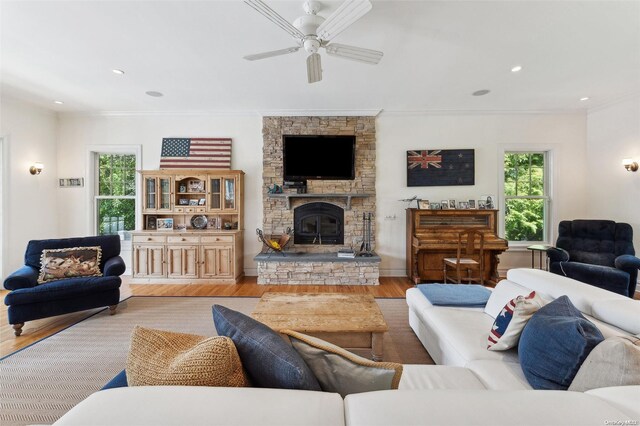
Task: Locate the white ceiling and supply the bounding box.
[2,0,639,114]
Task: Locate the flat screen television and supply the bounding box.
[283,135,356,181]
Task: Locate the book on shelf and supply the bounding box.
[337,249,356,258]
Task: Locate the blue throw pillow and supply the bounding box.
[212,304,321,391]
[519,296,604,390]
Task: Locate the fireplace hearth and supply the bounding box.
[293,202,344,245]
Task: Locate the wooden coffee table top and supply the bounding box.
[251,292,388,334]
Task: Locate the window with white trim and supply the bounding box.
[503,151,550,243]
[95,153,136,238]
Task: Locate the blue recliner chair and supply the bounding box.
[547,220,640,297]
[3,235,125,336]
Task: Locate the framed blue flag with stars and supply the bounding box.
[407,149,475,186]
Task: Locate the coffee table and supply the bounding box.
[251,292,389,361]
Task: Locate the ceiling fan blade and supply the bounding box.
[244,0,305,40]
[316,0,372,41]
[244,47,300,61]
[325,43,383,64]
[307,53,322,83]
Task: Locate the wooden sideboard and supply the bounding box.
[131,169,244,284]
[406,208,508,284]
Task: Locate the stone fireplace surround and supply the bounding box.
[257,116,380,285]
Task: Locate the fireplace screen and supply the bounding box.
[294,202,344,245]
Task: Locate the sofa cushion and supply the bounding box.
[283,329,402,398]
[506,268,627,315]
[487,291,546,351]
[568,336,640,392]
[419,307,519,366]
[591,298,640,335]
[585,386,640,419]
[53,386,345,426]
[519,296,604,390]
[398,365,486,390]
[38,246,102,284]
[344,389,634,426]
[3,275,121,306]
[417,284,490,307]
[465,360,531,390]
[212,305,321,391]
[126,326,247,387]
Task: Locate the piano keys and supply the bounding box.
[406,208,509,284]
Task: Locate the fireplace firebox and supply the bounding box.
[293,202,344,245]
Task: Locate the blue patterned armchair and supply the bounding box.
[547,220,640,297]
[3,235,125,336]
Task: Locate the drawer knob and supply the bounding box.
[182,238,186,241]
[216,238,220,241]
[147,237,152,241]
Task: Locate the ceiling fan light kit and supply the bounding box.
[243,0,383,83]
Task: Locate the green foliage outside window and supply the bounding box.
[97,154,136,236]
[504,153,546,241]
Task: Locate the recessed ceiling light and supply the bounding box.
[580,97,590,101]
[511,65,523,73]
[53,100,64,105]
[112,69,125,75]
[472,89,491,96]
[145,91,164,97]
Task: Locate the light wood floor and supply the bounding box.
[0,276,414,357]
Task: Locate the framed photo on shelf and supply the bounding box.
[179,198,189,205]
[449,199,456,209]
[468,199,476,209]
[430,202,441,210]
[478,200,486,209]
[188,180,204,192]
[146,216,157,230]
[458,201,469,209]
[198,198,206,206]
[156,218,174,231]
[480,195,496,209]
[417,200,430,209]
[188,199,198,206]
[440,200,449,209]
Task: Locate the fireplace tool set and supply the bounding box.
[360,212,374,257]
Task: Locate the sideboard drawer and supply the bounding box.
[201,235,234,244]
[167,236,200,244]
[133,235,167,243]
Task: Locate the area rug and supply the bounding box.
[0,296,432,426]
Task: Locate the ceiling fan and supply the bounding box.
[243,0,383,83]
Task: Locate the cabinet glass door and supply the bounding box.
[159,177,171,210]
[224,178,235,210]
[210,178,221,210]
[145,177,157,210]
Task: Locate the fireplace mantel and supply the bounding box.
[266,193,374,210]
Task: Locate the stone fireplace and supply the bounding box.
[257,116,379,285]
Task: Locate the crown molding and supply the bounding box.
[586,92,640,114]
[379,108,586,116]
[257,109,382,117]
[59,109,384,118]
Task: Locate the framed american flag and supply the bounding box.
[160,138,232,169]
[407,149,475,187]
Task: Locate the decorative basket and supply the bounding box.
[257,228,293,254]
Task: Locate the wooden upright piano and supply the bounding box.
[406,208,508,284]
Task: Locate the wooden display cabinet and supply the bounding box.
[132,169,244,284]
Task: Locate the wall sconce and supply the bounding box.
[622,158,638,172]
[29,162,44,175]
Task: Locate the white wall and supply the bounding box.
[55,111,589,277]
[375,112,589,275]
[56,114,264,274]
[586,96,640,252]
[0,97,59,276]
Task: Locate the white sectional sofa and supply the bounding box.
[406,268,640,391]
[54,269,640,425]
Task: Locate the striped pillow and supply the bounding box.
[487,291,546,351]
